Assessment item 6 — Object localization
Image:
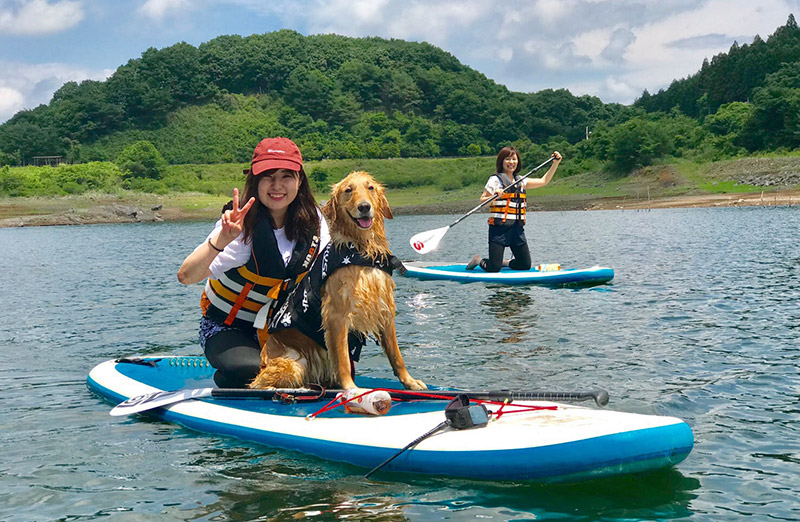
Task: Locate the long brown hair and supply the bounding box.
[241,167,320,244]
[496,146,521,176]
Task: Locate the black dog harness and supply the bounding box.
[268,241,400,361]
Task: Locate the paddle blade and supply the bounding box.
[409,226,450,254]
[109,387,214,416]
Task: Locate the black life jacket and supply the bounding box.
[201,212,319,340]
[267,241,397,362]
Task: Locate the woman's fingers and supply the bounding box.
[220,210,234,234]
[220,188,255,240]
[239,197,256,216]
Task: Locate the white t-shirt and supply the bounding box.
[484,173,516,194]
[207,209,330,280]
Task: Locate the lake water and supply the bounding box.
[1,206,798,521]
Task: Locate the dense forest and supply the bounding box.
[0,15,799,191]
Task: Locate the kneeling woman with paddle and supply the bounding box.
[177,137,329,388]
[466,147,562,272]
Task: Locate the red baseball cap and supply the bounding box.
[251,137,303,175]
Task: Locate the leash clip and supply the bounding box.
[272,392,297,404]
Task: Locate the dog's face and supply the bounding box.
[324,171,393,256]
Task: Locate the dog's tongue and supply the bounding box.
[357,217,373,228]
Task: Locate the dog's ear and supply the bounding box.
[380,194,393,220]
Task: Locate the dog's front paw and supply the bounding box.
[402,378,427,391]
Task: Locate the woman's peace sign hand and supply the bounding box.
[220,188,255,242]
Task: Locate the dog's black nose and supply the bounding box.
[357,202,371,215]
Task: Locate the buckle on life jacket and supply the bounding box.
[254,277,295,330]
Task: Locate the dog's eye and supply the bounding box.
[368,185,375,191]
[344,186,352,193]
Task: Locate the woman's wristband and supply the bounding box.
[207,238,224,253]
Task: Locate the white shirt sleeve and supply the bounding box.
[207,219,251,280]
[484,175,503,194]
[318,208,330,250]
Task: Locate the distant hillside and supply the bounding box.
[0,30,622,167]
[1,18,799,177]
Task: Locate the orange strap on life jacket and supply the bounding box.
[224,282,254,326]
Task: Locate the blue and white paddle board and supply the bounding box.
[402,262,614,286]
[87,356,691,482]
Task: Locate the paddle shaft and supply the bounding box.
[447,155,555,229]
[111,385,609,416]
[211,386,609,406]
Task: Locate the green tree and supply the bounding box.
[704,102,753,136]
[284,66,335,120]
[607,117,672,172]
[740,62,800,150]
[336,60,385,110]
[116,141,167,179]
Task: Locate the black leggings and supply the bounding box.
[480,241,532,273]
[203,329,262,388]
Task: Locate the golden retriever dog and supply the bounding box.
[249,171,426,392]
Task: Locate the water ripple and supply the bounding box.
[1,208,799,520]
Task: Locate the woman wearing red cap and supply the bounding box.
[178,137,329,387]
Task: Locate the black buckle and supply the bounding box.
[389,256,407,275]
[445,394,490,429]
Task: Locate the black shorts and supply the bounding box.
[488,222,527,247]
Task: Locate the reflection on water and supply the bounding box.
[172,440,701,521]
[480,287,535,343]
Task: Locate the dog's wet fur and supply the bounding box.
[249,171,426,391]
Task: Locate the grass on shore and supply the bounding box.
[2,155,799,222]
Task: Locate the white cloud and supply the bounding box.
[138,0,194,20]
[0,0,84,35]
[306,0,491,47]
[0,61,112,123]
[0,86,25,118]
[572,27,615,61]
[497,46,513,62]
[531,0,574,24]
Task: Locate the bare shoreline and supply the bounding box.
[1,189,798,228]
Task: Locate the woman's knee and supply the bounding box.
[509,258,531,270]
[482,259,503,272]
[204,329,261,373]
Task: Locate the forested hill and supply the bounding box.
[634,14,800,150]
[636,14,800,117]
[1,17,799,173]
[0,30,623,166]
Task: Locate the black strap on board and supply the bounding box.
[364,394,489,478]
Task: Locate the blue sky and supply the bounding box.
[1,0,799,123]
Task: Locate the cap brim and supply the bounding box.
[252,159,302,175]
